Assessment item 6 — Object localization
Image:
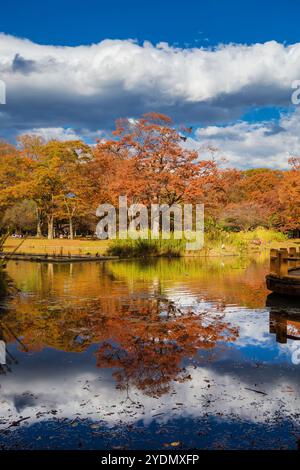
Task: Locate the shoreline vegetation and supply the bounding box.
[1,228,298,261]
[0,233,9,298]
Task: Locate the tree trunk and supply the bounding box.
[69,217,74,240]
[47,215,54,239]
[36,209,42,238]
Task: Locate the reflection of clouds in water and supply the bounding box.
[0,340,6,364]
[129,289,298,363]
[223,308,271,347]
[166,290,272,349]
[278,341,300,365]
[1,361,299,430]
[167,291,216,311]
[167,292,300,376]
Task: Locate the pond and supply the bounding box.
[0,257,299,450]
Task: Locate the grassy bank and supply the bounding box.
[3,237,110,256]
[2,228,298,259]
[108,228,293,258]
[201,227,289,256]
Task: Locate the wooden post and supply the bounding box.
[276,317,287,344]
[269,313,276,334]
[278,251,288,278]
[270,249,278,275]
[289,247,297,269]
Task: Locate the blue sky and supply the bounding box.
[1,0,300,168]
[1,0,300,47]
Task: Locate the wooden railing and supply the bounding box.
[270,247,300,279]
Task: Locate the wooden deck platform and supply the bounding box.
[266,248,300,296]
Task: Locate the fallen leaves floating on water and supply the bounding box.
[244,388,268,396]
[163,441,181,447]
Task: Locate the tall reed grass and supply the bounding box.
[107,233,186,257]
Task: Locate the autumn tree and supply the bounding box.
[277,160,300,234]
[1,115,300,239]
[288,156,300,171]
[220,201,271,231]
[104,113,217,209]
[17,137,91,238]
[0,141,32,223]
[2,200,37,233]
[217,168,283,230]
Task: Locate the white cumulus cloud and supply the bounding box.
[1,34,300,167]
[191,110,300,169]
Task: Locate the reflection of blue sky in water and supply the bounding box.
[0,260,299,449]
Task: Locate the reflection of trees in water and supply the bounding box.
[0,266,20,375]
[1,292,238,396]
[6,256,269,310]
[0,270,7,300]
[106,258,270,309]
[96,298,238,397]
[2,259,249,395]
[0,347,18,376]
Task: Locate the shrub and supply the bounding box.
[107,234,185,257]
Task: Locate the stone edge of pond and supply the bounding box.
[0,253,119,263]
[0,251,244,263]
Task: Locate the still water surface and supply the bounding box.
[0,257,299,449]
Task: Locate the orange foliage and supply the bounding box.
[0,113,300,235]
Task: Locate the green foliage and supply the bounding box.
[107,226,287,258]
[106,255,258,282]
[203,226,287,254]
[107,233,186,257]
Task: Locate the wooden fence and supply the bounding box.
[270,247,300,279]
